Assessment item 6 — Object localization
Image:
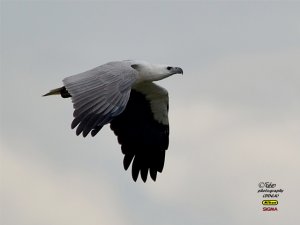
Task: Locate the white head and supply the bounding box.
[130,61,183,82]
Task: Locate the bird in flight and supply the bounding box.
[43,60,183,182]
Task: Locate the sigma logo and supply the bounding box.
[263,207,278,211]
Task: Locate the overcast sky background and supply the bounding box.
[1,1,300,225]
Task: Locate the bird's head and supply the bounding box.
[131,61,183,82]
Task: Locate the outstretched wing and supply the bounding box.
[63,61,138,137]
[110,82,169,182]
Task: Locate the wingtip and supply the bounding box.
[132,175,138,182]
[123,154,134,171]
[132,168,139,182]
[42,92,54,97]
[150,169,157,181]
[140,168,148,182]
[42,87,64,97]
[82,129,90,138]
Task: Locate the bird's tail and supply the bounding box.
[43,86,71,98]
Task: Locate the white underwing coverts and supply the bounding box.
[44,60,183,182]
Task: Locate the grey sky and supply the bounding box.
[1,1,300,225]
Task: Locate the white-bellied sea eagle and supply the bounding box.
[43,60,183,182]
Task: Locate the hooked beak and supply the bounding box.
[173,67,183,75]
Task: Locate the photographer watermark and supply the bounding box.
[257,181,284,212]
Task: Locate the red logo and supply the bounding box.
[262,207,278,211]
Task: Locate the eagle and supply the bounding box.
[43,60,183,182]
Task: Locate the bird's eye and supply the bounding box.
[167,66,172,70]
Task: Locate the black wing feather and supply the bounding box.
[110,90,169,182]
